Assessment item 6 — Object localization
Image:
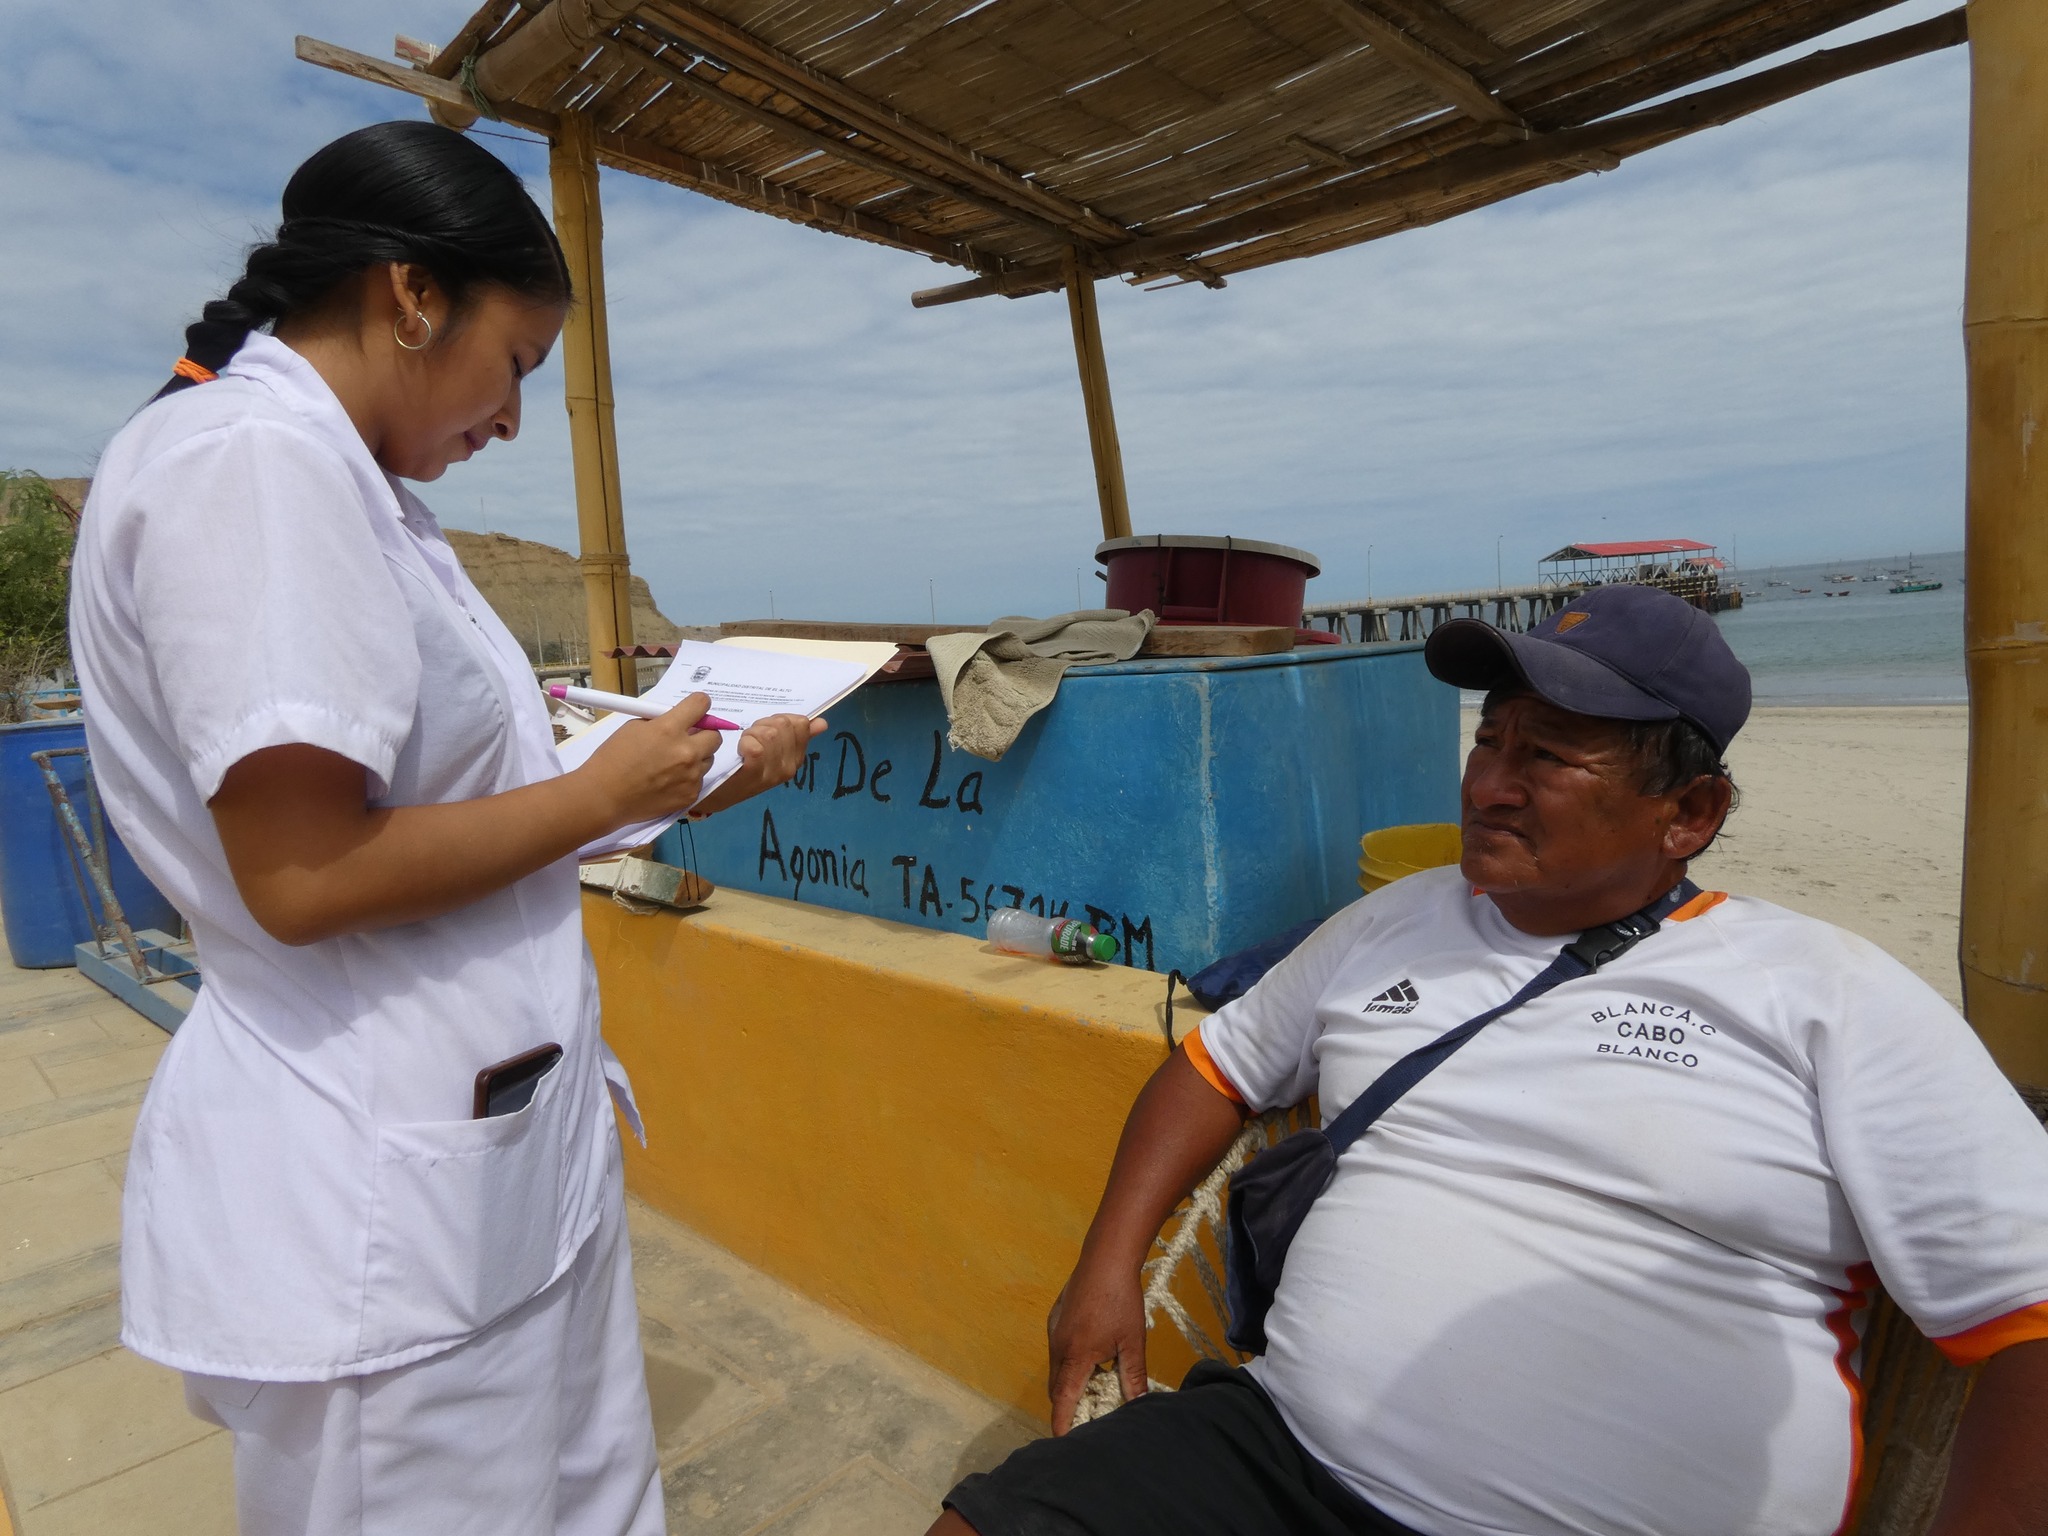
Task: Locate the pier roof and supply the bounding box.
[1544,539,1718,560]
[301,0,1965,308]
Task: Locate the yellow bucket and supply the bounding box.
[1358,822,1463,893]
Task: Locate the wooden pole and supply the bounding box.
[1961,0,2048,1085]
[550,112,638,695]
[1309,0,1527,130]
[1063,250,1134,543]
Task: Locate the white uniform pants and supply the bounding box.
[183,1139,664,1536]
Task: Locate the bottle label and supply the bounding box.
[1048,919,1091,958]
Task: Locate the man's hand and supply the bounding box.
[1041,1048,1249,1433]
[1047,1252,1150,1434]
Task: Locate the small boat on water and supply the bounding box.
[1794,588,1813,595]
[1889,555,1943,594]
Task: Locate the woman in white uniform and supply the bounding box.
[67,121,819,1535]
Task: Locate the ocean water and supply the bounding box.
[1712,551,1964,705]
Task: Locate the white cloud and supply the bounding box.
[1,1,1973,622]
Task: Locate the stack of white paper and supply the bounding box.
[558,638,869,787]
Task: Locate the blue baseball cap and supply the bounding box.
[1424,584,1751,753]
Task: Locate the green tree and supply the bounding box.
[0,471,73,655]
[0,471,73,721]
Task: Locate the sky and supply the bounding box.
[0,0,1973,625]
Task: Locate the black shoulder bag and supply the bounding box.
[1222,878,1701,1355]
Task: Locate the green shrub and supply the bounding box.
[0,470,73,654]
[0,471,75,722]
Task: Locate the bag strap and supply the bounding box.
[1322,878,1701,1156]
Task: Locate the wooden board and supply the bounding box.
[579,856,716,911]
[873,649,937,683]
[720,620,954,644]
[720,620,1293,662]
[1138,625,1294,657]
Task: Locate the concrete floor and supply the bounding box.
[0,943,1036,1534]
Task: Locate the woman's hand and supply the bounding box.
[690,713,828,817]
[1047,1252,1150,1434]
[573,692,726,824]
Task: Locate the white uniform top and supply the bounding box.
[71,333,639,1381]
[1195,868,2048,1536]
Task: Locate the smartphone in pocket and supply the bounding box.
[473,1043,563,1119]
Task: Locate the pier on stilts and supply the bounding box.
[1305,584,1585,644]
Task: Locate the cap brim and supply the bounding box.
[1425,619,1679,724]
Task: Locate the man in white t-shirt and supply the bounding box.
[932,584,2048,1536]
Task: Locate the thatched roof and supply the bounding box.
[303,0,1961,305]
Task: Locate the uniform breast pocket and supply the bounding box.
[358,1056,566,1359]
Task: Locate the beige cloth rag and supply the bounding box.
[926,608,1156,761]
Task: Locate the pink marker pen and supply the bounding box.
[546,684,740,730]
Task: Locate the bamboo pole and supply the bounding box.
[600,33,1080,249]
[1961,0,2048,1086]
[476,0,648,107]
[648,0,1129,245]
[1063,250,1134,543]
[550,112,638,696]
[1369,0,1505,65]
[1308,0,1527,129]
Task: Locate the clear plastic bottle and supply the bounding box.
[987,908,1119,964]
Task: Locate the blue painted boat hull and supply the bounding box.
[661,643,1458,976]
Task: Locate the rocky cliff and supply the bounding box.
[443,528,697,662]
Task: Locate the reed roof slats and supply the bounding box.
[301,0,1959,302]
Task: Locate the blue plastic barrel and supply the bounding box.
[0,718,182,967]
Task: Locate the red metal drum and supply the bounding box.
[1096,535,1322,628]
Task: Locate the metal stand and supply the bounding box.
[31,746,198,1033]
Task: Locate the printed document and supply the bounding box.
[556,640,870,804]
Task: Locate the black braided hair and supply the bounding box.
[155,121,570,401]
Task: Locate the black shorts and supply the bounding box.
[944,1361,1421,1536]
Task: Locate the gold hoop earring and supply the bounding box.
[394,313,433,352]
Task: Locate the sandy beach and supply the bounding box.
[1464,706,1968,1007]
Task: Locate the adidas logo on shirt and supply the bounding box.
[1363,979,1421,1014]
